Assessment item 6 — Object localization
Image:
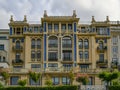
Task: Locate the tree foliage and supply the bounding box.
[45,75,52,86]
[68,68,74,85]
[18,79,27,87]
[98,71,119,86]
[28,71,41,86]
[1,71,9,85]
[76,74,89,85]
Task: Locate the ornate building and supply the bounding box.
[7,10,113,86]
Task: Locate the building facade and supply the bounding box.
[5,10,118,86]
[0,29,9,68]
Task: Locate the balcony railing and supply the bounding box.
[97,46,107,52]
[62,44,72,48]
[48,58,58,61]
[96,60,108,64]
[12,46,23,51]
[48,44,58,48]
[12,59,24,64]
[111,62,118,68]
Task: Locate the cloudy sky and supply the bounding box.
[0,0,120,28]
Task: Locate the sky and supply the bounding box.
[0,0,120,29]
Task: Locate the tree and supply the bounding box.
[45,75,52,86]
[29,71,41,87]
[18,79,27,87]
[76,74,89,85]
[98,71,119,86]
[68,68,74,85]
[1,71,9,86]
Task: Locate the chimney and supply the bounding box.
[72,10,77,17]
[10,15,13,22]
[44,10,48,17]
[91,16,95,23]
[24,15,27,22]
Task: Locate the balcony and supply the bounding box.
[61,58,73,63]
[111,62,118,69]
[62,44,72,49]
[78,60,91,64]
[12,59,24,65]
[97,46,107,52]
[12,46,23,51]
[48,58,58,62]
[96,60,108,66]
[11,68,28,73]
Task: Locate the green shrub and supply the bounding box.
[18,79,27,87]
[109,86,120,90]
[0,85,77,90]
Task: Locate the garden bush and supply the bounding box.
[0,85,77,90]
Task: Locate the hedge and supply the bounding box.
[0,85,77,90]
[109,86,120,90]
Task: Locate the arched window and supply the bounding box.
[31,39,35,48]
[99,41,103,49]
[37,39,41,49]
[62,37,72,48]
[84,39,89,49]
[79,39,83,49]
[16,41,20,49]
[48,36,58,48]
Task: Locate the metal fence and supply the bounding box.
[78,85,106,90]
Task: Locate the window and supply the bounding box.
[12,38,15,43]
[10,76,19,85]
[113,36,117,42]
[62,50,72,61]
[61,24,66,30]
[52,77,59,85]
[31,64,41,68]
[34,27,38,32]
[37,39,41,49]
[31,39,35,48]
[16,41,20,49]
[0,45,4,50]
[68,24,72,30]
[48,52,58,61]
[48,63,58,67]
[37,51,41,60]
[31,51,35,59]
[79,39,83,49]
[62,37,72,48]
[54,24,59,31]
[0,36,7,40]
[29,78,40,85]
[99,41,103,49]
[62,77,70,85]
[63,64,72,71]
[48,36,58,48]
[48,24,52,30]
[79,65,89,72]
[31,64,41,72]
[97,27,107,35]
[99,54,104,61]
[0,56,1,62]
[79,51,83,59]
[16,28,21,34]
[84,51,89,59]
[3,57,5,62]
[16,53,20,59]
[84,39,89,49]
[112,46,118,53]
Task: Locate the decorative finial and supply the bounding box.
[91,16,95,23]
[106,16,109,22]
[24,15,27,22]
[72,10,77,17]
[10,15,13,22]
[44,10,47,17]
